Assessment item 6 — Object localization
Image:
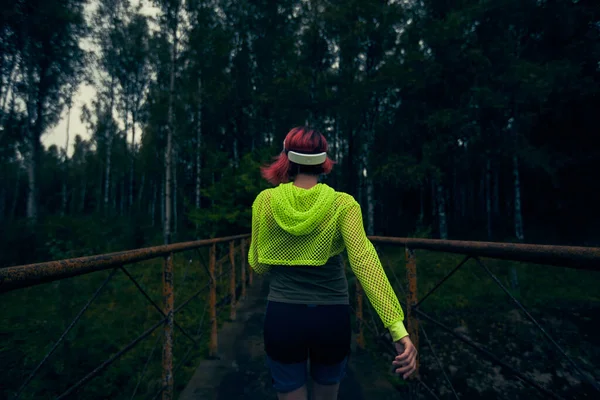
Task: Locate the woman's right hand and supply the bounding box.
[392,336,418,379]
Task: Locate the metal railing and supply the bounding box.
[351,236,600,399]
[3,235,599,399]
[1,234,251,400]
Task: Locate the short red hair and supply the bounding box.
[261,126,335,185]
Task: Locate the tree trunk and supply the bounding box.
[26,129,37,222]
[211,172,215,207]
[24,55,37,222]
[431,178,437,220]
[120,175,125,215]
[486,157,492,240]
[112,178,117,211]
[161,176,165,230]
[330,118,340,188]
[452,168,457,224]
[104,127,113,213]
[510,153,523,294]
[79,177,86,214]
[493,167,499,215]
[0,185,5,223]
[460,182,466,219]
[0,54,17,129]
[195,75,202,210]
[138,173,145,208]
[437,181,448,239]
[29,86,47,222]
[366,172,374,236]
[129,111,135,210]
[151,182,157,227]
[233,138,239,169]
[10,166,20,221]
[469,175,475,219]
[357,164,363,213]
[104,70,116,213]
[513,154,524,241]
[418,185,424,226]
[164,15,178,245]
[479,170,485,218]
[346,127,356,197]
[362,124,375,235]
[61,104,72,216]
[96,167,103,213]
[173,157,178,235]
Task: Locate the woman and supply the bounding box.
[248,126,417,400]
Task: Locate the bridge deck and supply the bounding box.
[179,277,403,399]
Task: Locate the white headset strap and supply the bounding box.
[283,139,327,165]
[287,151,327,165]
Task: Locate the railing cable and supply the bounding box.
[56,316,167,399]
[120,266,198,346]
[416,376,442,400]
[420,324,460,400]
[175,300,210,375]
[14,268,118,399]
[474,257,600,392]
[130,331,163,400]
[413,306,565,400]
[415,256,471,309]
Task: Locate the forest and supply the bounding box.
[1,0,600,267]
[1,1,599,399]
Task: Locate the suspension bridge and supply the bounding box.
[1,234,599,399]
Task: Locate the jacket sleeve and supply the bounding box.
[248,192,272,275]
[340,199,408,341]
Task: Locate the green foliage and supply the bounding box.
[0,248,243,399]
[374,154,428,190]
[187,150,272,238]
[411,224,433,239]
[0,214,152,267]
[374,250,600,314]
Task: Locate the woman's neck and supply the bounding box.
[293,174,319,189]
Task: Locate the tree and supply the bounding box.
[12,0,88,222]
[92,0,130,214]
[152,0,181,246]
[113,8,150,211]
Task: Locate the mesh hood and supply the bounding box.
[270,183,336,236]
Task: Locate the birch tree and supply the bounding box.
[152,0,181,245]
[15,0,87,222]
[92,0,130,213]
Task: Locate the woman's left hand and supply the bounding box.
[392,336,418,379]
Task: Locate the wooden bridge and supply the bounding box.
[1,234,599,399]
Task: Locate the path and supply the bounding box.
[179,277,403,399]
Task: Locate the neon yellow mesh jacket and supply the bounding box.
[248,182,408,341]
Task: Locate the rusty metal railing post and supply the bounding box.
[405,247,419,378]
[356,279,365,349]
[209,244,218,358]
[240,239,247,299]
[229,241,237,321]
[162,253,174,400]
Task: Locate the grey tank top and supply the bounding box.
[266,255,349,305]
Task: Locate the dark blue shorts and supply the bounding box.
[263,301,351,393]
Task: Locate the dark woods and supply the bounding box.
[1,0,599,267]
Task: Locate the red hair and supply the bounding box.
[261,126,335,185]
